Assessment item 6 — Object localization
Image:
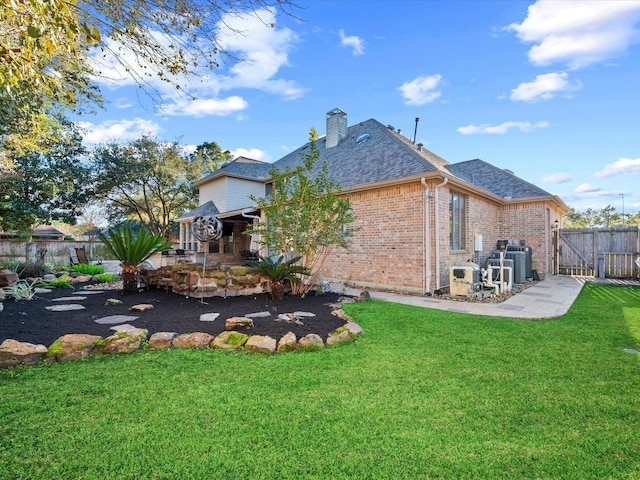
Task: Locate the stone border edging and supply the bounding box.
[0,307,365,369]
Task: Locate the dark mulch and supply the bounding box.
[0,283,348,347]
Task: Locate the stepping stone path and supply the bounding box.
[95,315,139,325]
[52,296,87,302]
[245,311,271,318]
[200,313,220,322]
[110,324,139,332]
[45,304,86,312]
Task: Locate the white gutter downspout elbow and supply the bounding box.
[434,177,448,290]
[421,178,431,295]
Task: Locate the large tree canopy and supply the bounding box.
[91,136,231,237]
[0,0,296,170]
[0,121,91,232]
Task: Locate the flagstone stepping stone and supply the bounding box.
[129,304,154,312]
[200,313,220,322]
[45,304,86,312]
[34,288,52,294]
[95,315,139,325]
[52,296,87,302]
[245,311,271,318]
[76,291,106,295]
[110,324,138,332]
[292,311,316,318]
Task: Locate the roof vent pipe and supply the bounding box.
[413,117,419,144]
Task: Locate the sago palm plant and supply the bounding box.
[99,225,173,293]
[247,255,310,300]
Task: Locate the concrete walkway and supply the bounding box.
[333,275,586,320]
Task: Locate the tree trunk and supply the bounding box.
[270,281,284,301]
[120,264,139,294]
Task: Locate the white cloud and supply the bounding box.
[339,29,365,56]
[89,7,304,114]
[508,1,640,69]
[595,157,640,177]
[575,183,601,193]
[457,121,549,135]
[232,147,270,162]
[510,72,581,102]
[398,74,442,106]
[76,118,162,144]
[541,172,571,184]
[161,95,248,117]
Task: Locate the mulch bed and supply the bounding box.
[0,283,348,347]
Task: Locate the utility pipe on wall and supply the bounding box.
[434,177,448,290]
[421,178,431,295]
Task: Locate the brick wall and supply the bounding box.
[319,180,555,293]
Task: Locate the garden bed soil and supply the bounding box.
[0,283,347,347]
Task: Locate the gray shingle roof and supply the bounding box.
[272,119,446,189]
[196,156,271,186]
[446,159,552,199]
[175,200,220,221]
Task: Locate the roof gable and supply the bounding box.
[196,156,271,186]
[175,200,220,221]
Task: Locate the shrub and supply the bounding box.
[71,263,105,275]
[96,273,118,283]
[2,279,39,301]
[39,277,73,289]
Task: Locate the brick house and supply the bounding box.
[177,108,569,294]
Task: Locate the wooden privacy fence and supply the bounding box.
[557,226,640,278]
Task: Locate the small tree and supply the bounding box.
[99,225,173,293]
[247,128,355,296]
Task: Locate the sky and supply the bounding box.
[74,0,640,215]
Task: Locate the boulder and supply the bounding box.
[225,316,254,331]
[45,334,102,362]
[298,333,324,352]
[172,332,215,349]
[212,331,249,350]
[326,327,357,347]
[0,339,48,368]
[129,303,154,312]
[98,328,148,354]
[331,308,352,322]
[244,335,276,354]
[277,331,297,353]
[0,269,18,288]
[343,322,364,336]
[148,332,178,350]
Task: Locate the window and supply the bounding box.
[449,191,466,250]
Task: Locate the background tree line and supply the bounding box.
[563,205,640,228]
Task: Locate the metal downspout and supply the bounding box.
[434,177,448,290]
[421,178,431,295]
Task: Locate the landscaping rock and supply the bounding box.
[52,296,87,302]
[343,322,364,336]
[331,308,352,321]
[245,335,276,354]
[172,332,215,349]
[0,339,48,367]
[200,312,220,322]
[225,316,254,331]
[98,328,148,354]
[129,303,154,312]
[149,332,178,350]
[0,269,18,288]
[104,298,123,306]
[298,333,324,352]
[326,327,357,347]
[45,334,102,362]
[95,315,139,325]
[212,331,249,350]
[45,304,86,312]
[277,331,297,353]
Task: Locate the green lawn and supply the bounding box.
[1,282,639,479]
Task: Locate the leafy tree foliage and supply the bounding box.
[189,141,233,175]
[247,128,355,296]
[0,121,91,232]
[563,204,636,228]
[0,0,295,171]
[91,137,226,238]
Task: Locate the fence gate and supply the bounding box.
[558,226,640,278]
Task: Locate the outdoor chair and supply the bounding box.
[69,247,80,265]
[74,247,102,265]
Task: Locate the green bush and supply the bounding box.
[71,263,105,275]
[95,273,118,283]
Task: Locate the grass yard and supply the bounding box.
[1,282,639,479]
